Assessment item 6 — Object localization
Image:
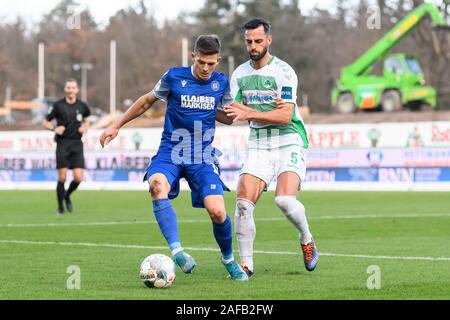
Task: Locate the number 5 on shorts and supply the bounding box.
[291,152,298,164]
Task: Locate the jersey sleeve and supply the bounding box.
[229,70,243,103]
[45,102,58,121]
[83,103,91,118]
[276,64,298,106]
[218,80,234,109]
[152,70,171,101]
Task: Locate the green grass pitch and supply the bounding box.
[0,190,449,300]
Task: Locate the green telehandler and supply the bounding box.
[331,3,448,113]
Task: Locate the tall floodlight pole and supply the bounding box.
[38,42,45,101]
[110,40,117,115]
[5,85,12,103]
[182,38,189,67]
[73,63,93,103]
[302,94,308,107]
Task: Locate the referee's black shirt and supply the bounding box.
[46,98,91,142]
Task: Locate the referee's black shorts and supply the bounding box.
[56,139,85,169]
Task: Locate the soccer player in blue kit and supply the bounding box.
[100,35,248,281]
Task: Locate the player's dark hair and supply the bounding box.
[194,35,221,55]
[243,18,271,34]
[65,78,78,86]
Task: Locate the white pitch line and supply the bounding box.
[1,213,450,228]
[311,213,450,220]
[0,221,152,228]
[0,239,449,262]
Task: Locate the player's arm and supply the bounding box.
[42,104,66,135]
[215,78,236,125]
[226,65,298,125]
[78,117,90,135]
[42,119,55,131]
[216,108,234,125]
[228,64,299,125]
[99,91,158,148]
[225,99,294,125]
[79,103,91,135]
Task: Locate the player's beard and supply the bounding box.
[249,47,268,62]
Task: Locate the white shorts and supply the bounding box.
[240,145,307,190]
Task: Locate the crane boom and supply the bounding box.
[341,3,446,80]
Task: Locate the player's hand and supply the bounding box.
[54,126,66,135]
[99,125,120,148]
[78,126,87,135]
[275,98,287,109]
[224,104,253,122]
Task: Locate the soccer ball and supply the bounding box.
[139,254,176,289]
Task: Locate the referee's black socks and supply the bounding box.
[57,181,66,211]
[66,181,80,199]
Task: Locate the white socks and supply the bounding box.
[274,196,312,245]
[234,196,313,272]
[234,198,256,272]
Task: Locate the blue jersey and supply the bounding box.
[153,66,233,164]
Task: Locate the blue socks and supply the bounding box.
[152,199,181,253]
[213,215,233,262]
[153,199,234,262]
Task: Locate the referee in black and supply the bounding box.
[43,79,91,215]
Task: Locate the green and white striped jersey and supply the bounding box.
[230,56,309,149]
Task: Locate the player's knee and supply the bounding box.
[235,198,255,219]
[237,185,256,203]
[234,199,256,238]
[73,175,83,184]
[149,180,163,196]
[149,177,169,198]
[275,195,297,213]
[208,206,227,224]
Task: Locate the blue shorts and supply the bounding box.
[144,153,230,208]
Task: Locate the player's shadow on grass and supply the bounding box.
[284,271,305,276]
